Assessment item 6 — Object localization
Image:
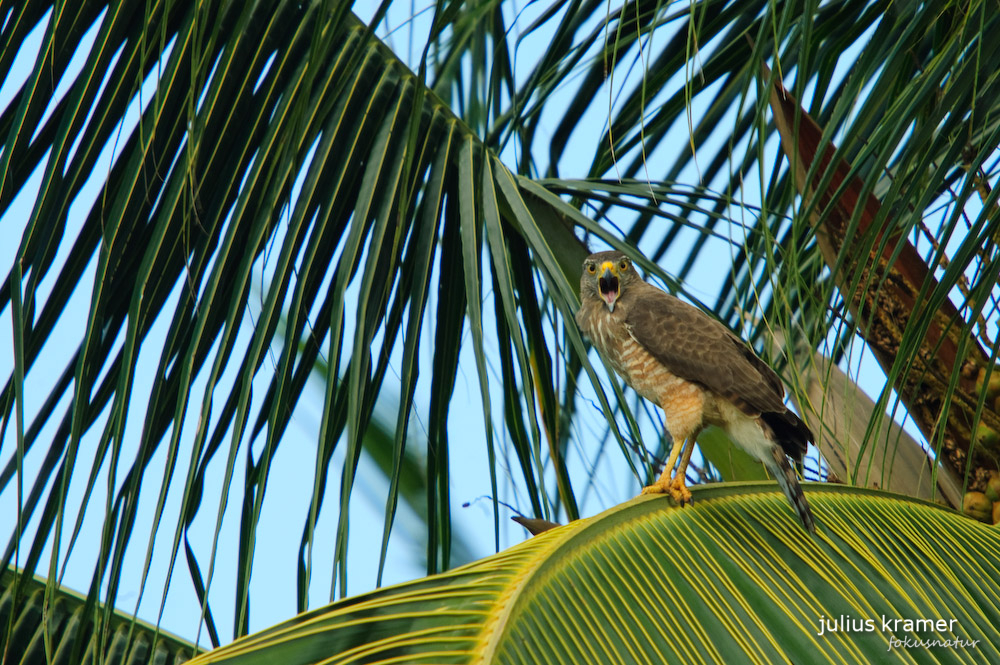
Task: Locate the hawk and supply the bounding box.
[576,250,815,532]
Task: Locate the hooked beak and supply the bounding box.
[598,263,620,312]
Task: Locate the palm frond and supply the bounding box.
[187,486,1000,664]
[0,567,195,665]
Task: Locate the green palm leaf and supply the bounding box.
[188,486,1000,664]
[0,568,195,665]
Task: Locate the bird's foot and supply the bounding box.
[668,477,693,505]
[640,481,668,496]
[640,477,693,506]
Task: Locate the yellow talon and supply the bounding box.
[640,481,670,495]
[668,477,692,505]
[641,477,692,505]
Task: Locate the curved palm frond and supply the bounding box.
[0,568,195,665]
[187,486,1000,664]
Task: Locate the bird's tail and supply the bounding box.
[766,444,815,533]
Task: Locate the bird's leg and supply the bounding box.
[642,437,683,492]
[667,428,700,504]
[640,432,693,505]
[641,388,703,504]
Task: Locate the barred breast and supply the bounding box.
[580,304,689,406]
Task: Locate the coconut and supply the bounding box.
[963,491,993,522]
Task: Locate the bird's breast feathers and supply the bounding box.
[578,300,688,405]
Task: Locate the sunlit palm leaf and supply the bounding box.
[0,568,195,665]
[187,486,1000,664]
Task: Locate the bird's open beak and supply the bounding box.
[598,262,619,312]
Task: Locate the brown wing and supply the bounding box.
[623,282,788,417]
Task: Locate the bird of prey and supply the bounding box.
[576,250,815,532]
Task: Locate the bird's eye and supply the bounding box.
[619,260,628,271]
[587,264,596,274]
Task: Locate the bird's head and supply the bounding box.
[580,251,638,312]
